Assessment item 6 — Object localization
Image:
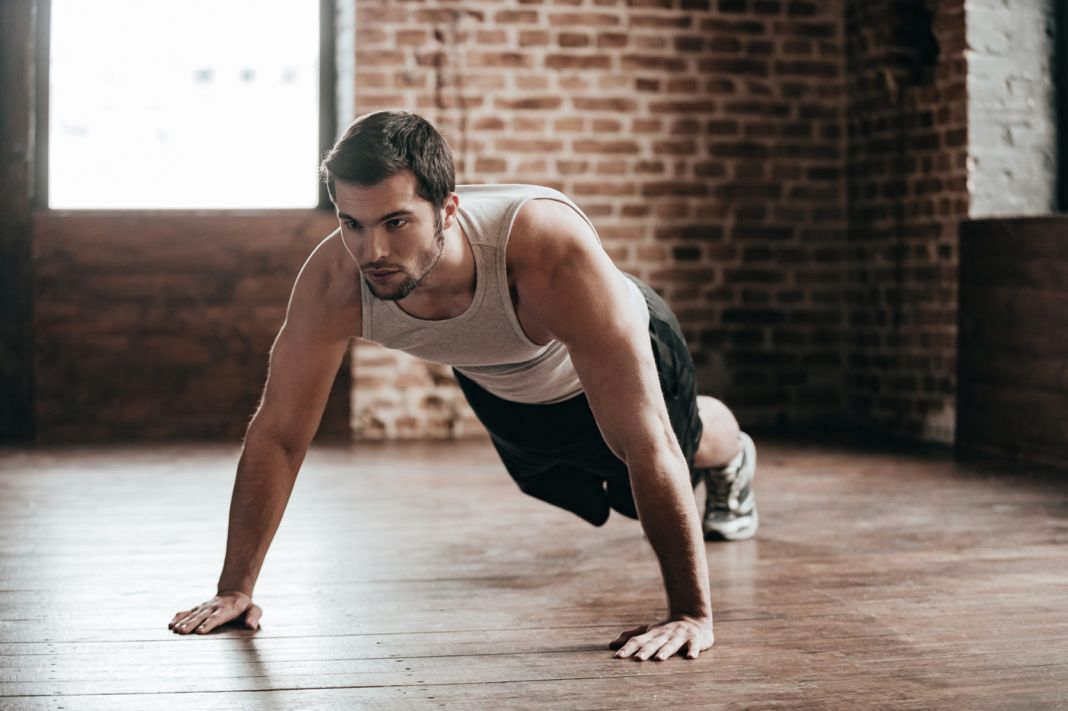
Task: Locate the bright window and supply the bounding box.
[48,0,321,209]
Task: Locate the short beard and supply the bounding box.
[365,210,445,302]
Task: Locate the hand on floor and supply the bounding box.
[169,590,262,635]
[609,614,714,660]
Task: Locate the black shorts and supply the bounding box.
[452,272,703,527]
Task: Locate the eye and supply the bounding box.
[387,218,408,229]
[342,219,360,230]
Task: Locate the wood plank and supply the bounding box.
[1,438,1067,707]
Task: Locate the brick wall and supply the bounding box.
[349,0,849,440]
[33,212,350,442]
[842,0,967,444]
[17,0,1049,446]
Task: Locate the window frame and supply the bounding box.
[33,0,337,212]
[1058,0,1067,212]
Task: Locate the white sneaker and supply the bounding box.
[700,431,758,541]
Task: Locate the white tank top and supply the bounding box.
[359,183,649,404]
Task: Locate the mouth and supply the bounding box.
[367,268,401,281]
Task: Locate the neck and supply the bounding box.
[407,222,472,300]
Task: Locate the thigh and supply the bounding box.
[510,462,614,527]
[453,366,628,476]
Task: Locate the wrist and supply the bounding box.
[668,611,714,628]
[217,587,252,598]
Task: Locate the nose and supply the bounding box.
[357,227,390,265]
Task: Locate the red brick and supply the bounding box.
[666,78,700,93]
[649,99,716,113]
[596,32,629,48]
[494,96,564,111]
[477,30,509,44]
[574,97,639,112]
[621,54,688,72]
[559,32,591,47]
[545,54,613,70]
[514,116,549,132]
[635,36,670,51]
[519,30,551,46]
[630,14,693,28]
[556,159,589,174]
[554,116,585,132]
[515,74,552,90]
[548,12,621,26]
[573,139,642,154]
[494,10,540,23]
[396,29,429,46]
[475,157,508,172]
[466,51,534,68]
[591,118,623,132]
[495,138,565,153]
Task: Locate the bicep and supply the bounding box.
[562,273,676,465]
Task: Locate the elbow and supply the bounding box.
[243,420,309,468]
[620,432,684,473]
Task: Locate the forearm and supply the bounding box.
[216,430,304,596]
[627,447,712,619]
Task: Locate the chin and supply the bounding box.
[365,275,417,301]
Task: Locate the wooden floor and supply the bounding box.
[1,434,1067,710]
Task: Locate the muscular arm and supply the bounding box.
[510,200,714,659]
[171,233,354,635]
[218,236,354,596]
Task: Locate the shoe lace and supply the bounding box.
[706,468,738,511]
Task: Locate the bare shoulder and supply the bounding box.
[506,195,640,349]
[508,197,602,281]
[285,228,363,341]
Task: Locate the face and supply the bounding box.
[333,171,448,301]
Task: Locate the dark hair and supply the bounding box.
[319,109,456,210]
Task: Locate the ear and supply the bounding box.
[441,192,460,230]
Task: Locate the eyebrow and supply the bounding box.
[336,209,414,227]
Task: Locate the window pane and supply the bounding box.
[49,0,320,209]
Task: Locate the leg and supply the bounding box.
[451,366,618,526]
[621,271,758,540]
[511,463,614,527]
[693,395,742,469]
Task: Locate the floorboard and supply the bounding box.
[1,436,1066,709]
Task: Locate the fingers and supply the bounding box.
[653,632,689,661]
[614,629,665,659]
[170,607,212,634]
[612,621,710,661]
[169,609,194,628]
[608,624,649,649]
[193,609,225,634]
[169,597,259,635]
[633,633,673,661]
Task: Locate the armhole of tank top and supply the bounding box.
[496,195,556,350]
[497,191,617,348]
[530,195,605,247]
[517,195,646,331]
[359,273,373,341]
[533,198,635,316]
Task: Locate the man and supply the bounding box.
[169,110,758,662]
